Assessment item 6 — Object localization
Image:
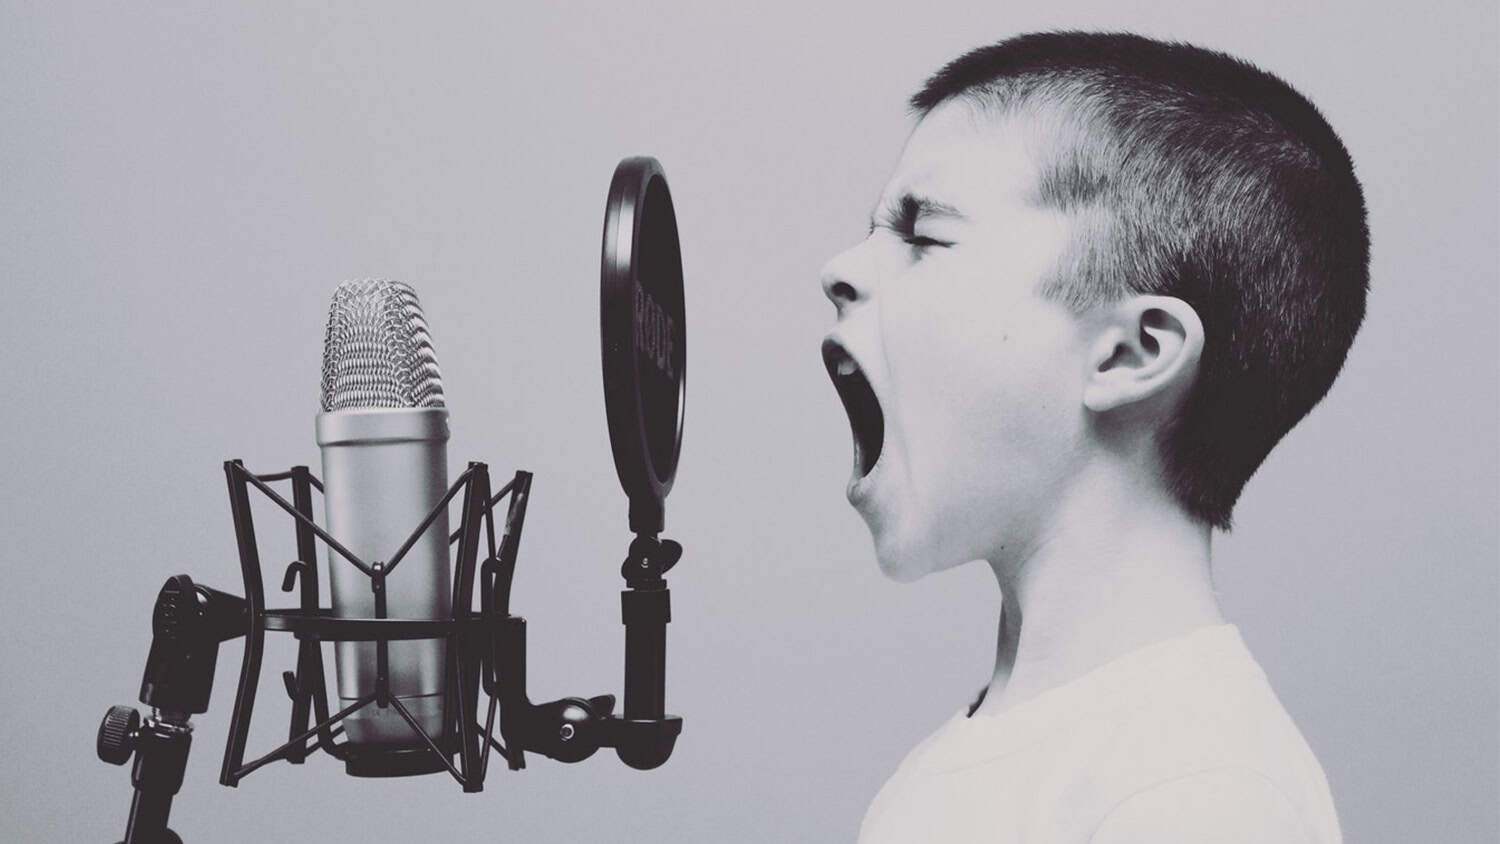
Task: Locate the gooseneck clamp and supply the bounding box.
[495,532,683,771]
[97,460,684,842]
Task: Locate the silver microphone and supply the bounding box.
[317,279,451,746]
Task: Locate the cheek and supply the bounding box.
[881,287,1083,558]
[885,286,1076,456]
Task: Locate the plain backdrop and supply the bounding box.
[2,2,1495,842]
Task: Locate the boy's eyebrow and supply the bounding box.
[868,193,967,234]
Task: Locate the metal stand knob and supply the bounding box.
[98,705,141,766]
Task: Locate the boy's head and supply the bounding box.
[821,32,1368,581]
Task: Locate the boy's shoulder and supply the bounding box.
[859,626,1341,843]
[1078,625,1340,839]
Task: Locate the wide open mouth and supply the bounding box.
[822,338,885,478]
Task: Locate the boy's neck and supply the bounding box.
[975,462,1221,716]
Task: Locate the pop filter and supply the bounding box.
[600,157,686,535]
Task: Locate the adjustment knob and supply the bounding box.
[97,705,140,765]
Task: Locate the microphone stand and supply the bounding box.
[96,576,247,844]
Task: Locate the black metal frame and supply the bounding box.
[218,459,528,792]
[99,456,681,840]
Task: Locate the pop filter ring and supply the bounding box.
[601,156,686,535]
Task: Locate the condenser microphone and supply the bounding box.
[316,279,451,748]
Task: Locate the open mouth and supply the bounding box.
[822,338,885,478]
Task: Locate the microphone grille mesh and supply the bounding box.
[321,279,446,412]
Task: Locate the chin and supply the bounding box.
[867,519,964,583]
[875,550,928,583]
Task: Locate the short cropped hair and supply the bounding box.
[912,32,1370,530]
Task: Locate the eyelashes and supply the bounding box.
[868,193,958,251]
[867,219,952,251]
[901,235,950,249]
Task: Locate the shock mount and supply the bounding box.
[96,459,683,843]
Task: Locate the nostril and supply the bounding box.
[829,281,857,302]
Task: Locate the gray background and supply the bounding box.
[2,1,1495,842]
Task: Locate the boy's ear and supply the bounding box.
[1083,296,1204,414]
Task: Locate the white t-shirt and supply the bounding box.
[858,625,1340,843]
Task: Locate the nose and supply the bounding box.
[820,242,871,316]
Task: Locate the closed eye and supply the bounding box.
[902,234,951,249]
[866,217,952,250]
[869,194,958,251]
[863,223,951,251]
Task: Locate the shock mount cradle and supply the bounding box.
[96,460,683,843]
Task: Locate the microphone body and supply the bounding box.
[316,279,452,748]
[317,407,451,745]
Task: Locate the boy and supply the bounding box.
[820,32,1365,842]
